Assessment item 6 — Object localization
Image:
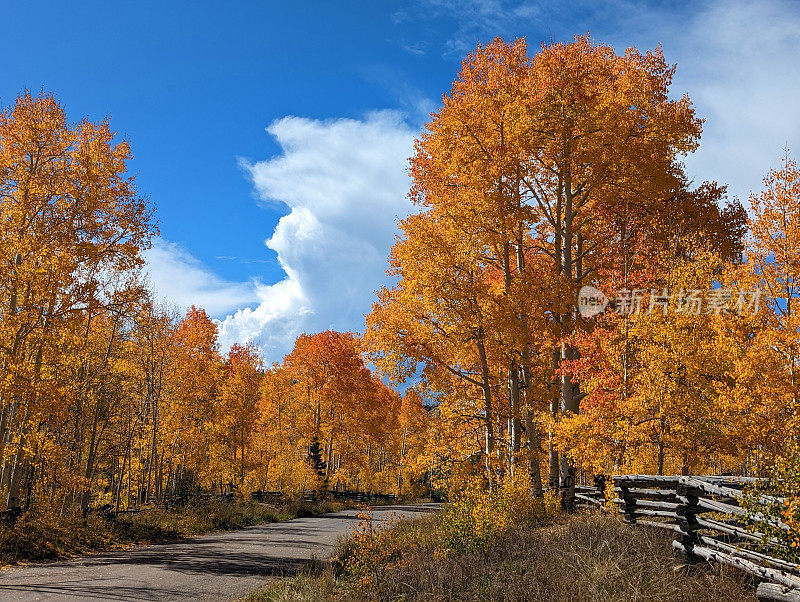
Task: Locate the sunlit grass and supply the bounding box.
[249,512,757,602]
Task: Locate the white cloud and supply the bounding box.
[579,0,800,203]
[648,0,800,203]
[144,238,260,316]
[419,0,545,55]
[410,0,800,202]
[215,111,417,362]
[150,0,800,363]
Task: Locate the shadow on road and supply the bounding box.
[0,503,442,601]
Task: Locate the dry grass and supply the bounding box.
[250,513,757,602]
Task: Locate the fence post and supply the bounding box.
[676,478,700,563]
[561,466,576,512]
[594,474,606,509]
[619,479,637,524]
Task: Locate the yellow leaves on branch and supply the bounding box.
[0,93,429,516]
[0,91,155,510]
[365,34,720,491]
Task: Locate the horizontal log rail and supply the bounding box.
[574,474,800,601]
[671,540,800,591]
[614,487,678,500]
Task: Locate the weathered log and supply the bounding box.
[697,475,764,485]
[698,535,800,575]
[690,495,791,531]
[618,474,759,487]
[757,583,800,602]
[621,507,678,520]
[616,498,679,511]
[694,515,778,546]
[693,495,747,517]
[638,519,682,532]
[672,541,800,590]
[613,487,678,500]
[575,493,602,506]
[681,477,784,506]
[614,475,682,488]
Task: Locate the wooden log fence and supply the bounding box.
[0,489,401,526]
[158,488,397,507]
[574,474,800,602]
[120,488,395,512]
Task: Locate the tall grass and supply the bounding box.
[251,512,757,602]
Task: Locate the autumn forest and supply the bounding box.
[2,35,799,525]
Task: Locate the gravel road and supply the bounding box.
[0,503,439,601]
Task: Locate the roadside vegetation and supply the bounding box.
[0,498,350,566]
[249,509,756,602]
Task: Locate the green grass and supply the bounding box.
[0,498,349,566]
[247,512,758,602]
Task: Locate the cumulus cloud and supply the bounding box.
[149,0,799,363]
[143,238,260,316]
[215,111,417,362]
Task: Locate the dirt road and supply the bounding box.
[0,503,439,601]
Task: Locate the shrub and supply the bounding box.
[337,510,404,588]
[440,472,559,553]
[743,448,800,562]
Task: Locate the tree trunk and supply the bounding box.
[558,159,580,509]
[476,335,495,487]
[526,409,543,496]
[548,348,560,489]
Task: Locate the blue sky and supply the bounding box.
[3,1,800,362]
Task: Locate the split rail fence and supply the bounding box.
[0,489,398,525]
[251,489,397,504]
[575,475,800,602]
